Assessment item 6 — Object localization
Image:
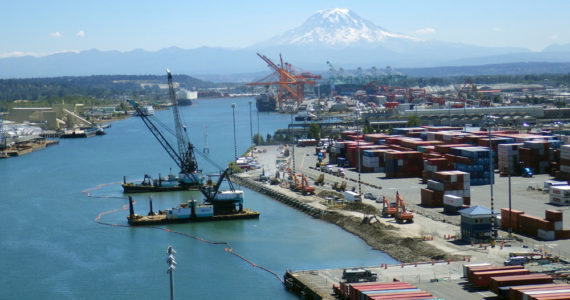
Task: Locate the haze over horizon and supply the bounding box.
[2,0,570,59]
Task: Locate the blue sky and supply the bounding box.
[1,0,569,57]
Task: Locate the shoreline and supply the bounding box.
[231,173,459,263]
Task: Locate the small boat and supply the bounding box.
[135,105,155,116]
[60,127,99,138]
[294,111,317,121]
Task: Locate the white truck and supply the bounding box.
[344,191,361,202]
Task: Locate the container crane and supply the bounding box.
[456,79,479,107]
[127,69,202,188]
[247,53,317,108]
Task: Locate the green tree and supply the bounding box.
[308,123,321,140]
[407,115,422,127]
[252,133,264,145]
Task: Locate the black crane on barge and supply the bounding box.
[122,69,203,193]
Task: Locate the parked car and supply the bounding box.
[364,192,375,200]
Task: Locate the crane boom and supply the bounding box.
[167,69,197,174]
[128,99,184,170]
[127,70,198,175]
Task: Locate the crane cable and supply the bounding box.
[83,183,284,284]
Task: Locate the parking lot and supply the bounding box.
[289,143,570,259]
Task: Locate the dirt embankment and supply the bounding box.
[320,205,460,263]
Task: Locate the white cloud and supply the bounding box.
[49,32,62,38]
[76,30,85,37]
[550,34,559,40]
[414,27,436,35]
[492,27,502,32]
[0,51,36,58]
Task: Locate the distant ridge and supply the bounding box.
[0,8,569,79]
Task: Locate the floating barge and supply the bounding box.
[126,197,259,226]
[122,174,202,193]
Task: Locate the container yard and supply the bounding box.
[235,121,570,299]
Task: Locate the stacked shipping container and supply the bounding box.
[338,281,439,300]
[421,171,470,207]
[385,151,423,178]
[498,143,523,175]
[501,208,570,240]
[520,140,551,174]
[449,146,494,185]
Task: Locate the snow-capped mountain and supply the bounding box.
[258,8,419,47]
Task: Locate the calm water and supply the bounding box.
[0,97,397,299]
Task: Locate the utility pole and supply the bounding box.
[232,103,237,161]
[486,115,497,245]
[166,246,177,300]
[248,100,253,147]
[356,102,362,196]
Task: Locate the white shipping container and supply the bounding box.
[427,180,444,191]
[550,194,570,205]
[445,190,465,197]
[550,185,570,197]
[444,194,463,207]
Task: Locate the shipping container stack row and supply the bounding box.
[336,281,441,300]
[501,208,570,241]
[421,156,454,182]
[448,146,494,186]
[385,151,424,178]
[498,143,523,175]
[508,283,570,300]
[361,148,395,173]
[555,144,570,180]
[519,140,551,174]
[421,170,470,208]
[464,264,554,297]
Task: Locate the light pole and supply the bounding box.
[232,103,237,161]
[355,102,362,196]
[486,114,498,243]
[166,246,176,300]
[248,99,253,147]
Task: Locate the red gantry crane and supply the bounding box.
[247,53,320,108]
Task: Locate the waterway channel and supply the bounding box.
[0,97,398,299]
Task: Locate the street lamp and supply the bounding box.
[355,102,362,196]
[232,103,237,161]
[485,114,498,243]
[257,109,260,146]
[248,99,253,147]
[166,246,177,300]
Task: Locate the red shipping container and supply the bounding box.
[489,274,553,294]
[545,210,563,222]
[510,284,570,300]
[537,219,555,231]
[519,214,541,236]
[466,265,524,282]
[555,230,570,240]
[471,269,530,287]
